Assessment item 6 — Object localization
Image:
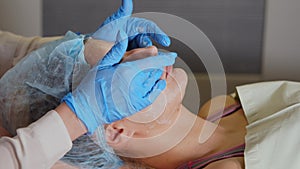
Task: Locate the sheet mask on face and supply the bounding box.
[105,67,198,159]
[127,84,167,124]
[122,51,176,134]
[0,31,122,168]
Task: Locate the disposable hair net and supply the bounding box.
[0,31,123,168]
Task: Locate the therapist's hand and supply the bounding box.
[91,0,171,50]
[62,32,177,134]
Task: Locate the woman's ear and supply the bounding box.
[105,120,135,147]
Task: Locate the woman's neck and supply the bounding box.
[141,105,228,169]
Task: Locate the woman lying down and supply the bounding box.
[1,31,300,169]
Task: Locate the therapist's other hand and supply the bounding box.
[91,0,171,49]
[62,33,177,134]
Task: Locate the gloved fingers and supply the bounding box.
[99,0,133,28]
[143,32,170,47]
[91,0,132,41]
[131,52,177,70]
[131,68,163,95]
[97,31,128,68]
[138,35,153,47]
[130,79,166,111]
[126,18,171,47]
[146,79,166,103]
[141,69,164,91]
[127,34,153,50]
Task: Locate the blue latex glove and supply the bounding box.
[91,0,171,49]
[62,32,177,134]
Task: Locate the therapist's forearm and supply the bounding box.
[55,103,87,141]
[84,38,113,66]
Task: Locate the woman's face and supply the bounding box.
[105,46,189,157]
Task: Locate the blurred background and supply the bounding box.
[1,0,300,105]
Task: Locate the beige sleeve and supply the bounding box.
[236,80,300,124]
[0,110,72,169]
[236,81,300,169]
[0,30,61,77]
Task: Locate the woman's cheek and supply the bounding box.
[172,68,188,100]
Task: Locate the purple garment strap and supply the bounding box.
[176,103,244,169]
[206,103,242,122]
[176,144,245,169]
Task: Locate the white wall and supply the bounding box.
[262,0,300,81]
[0,0,42,36]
